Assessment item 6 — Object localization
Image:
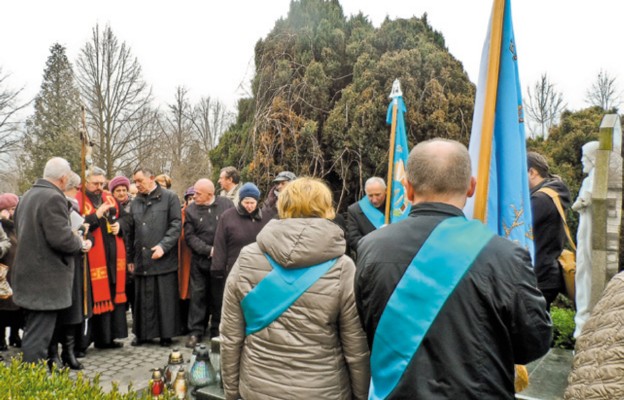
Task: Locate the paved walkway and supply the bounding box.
[2,325,194,393]
[2,327,573,399]
[518,348,574,400]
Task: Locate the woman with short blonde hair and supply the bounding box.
[277,177,336,220]
[220,177,370,400]
[155,174,172,189]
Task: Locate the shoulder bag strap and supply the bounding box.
[537,187,576,251]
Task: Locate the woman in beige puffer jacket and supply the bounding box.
[220,177,370,400]
[564,271,624,399]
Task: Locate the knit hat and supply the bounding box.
[238,182,261,201]
[184,186,196,199]
[0,193,19,211]
[108,176,131,192]
[273,171,297,183]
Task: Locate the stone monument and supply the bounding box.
[572,141,598,338]
[573,114,622,338]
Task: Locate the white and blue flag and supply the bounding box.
[464,0,534,259]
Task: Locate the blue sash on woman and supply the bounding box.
[369,216,494,400]
[241,254,337,336]
[359,196,385,229]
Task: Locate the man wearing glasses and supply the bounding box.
[76,167,129,350]
[128,167,182,347]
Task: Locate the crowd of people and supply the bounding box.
[0,160,303,367]
[0,137,587,398]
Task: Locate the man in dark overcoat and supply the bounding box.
[127,166,182,346]
[527,152,571,311]
[183,178,233,348]
[346,177,386,256]
[355,140,551,399]
[12,157,90,363]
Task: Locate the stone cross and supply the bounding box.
[590,114,622,310]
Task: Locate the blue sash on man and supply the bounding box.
[359,196,385,229]
[369,216,494,400]
[241,254,338,336]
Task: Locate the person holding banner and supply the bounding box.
[346,177,386,255]
[220,177,370,400]
[355,139,551,399]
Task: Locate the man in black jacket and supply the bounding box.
[527,152,571,311]
[346,177,386,255]
[127,166,182,347]
[184,179,233,347]
[12,157,90,364]
[355,139,551,399]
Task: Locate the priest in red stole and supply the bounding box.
[76,167,128,349]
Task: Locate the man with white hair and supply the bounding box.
[12,157,92,365]
[346,177,387,255]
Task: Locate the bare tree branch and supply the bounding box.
[0,68,29,159]
[524,73,566,140]
[525,73,566,140]
[188,96,234,153]
[585,69,622,111]
[76,23,152,176]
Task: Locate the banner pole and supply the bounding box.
[473,0,505,222]
[385,98,398,225]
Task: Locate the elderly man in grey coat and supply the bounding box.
[12,157,92,364]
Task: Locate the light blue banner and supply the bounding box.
[386,96,411,223]
[466,0,534,259]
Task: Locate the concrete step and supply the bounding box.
[194,385,225,400]
[517,348,573,400]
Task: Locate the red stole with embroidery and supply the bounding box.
[76,190,127,314]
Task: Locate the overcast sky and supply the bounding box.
[0,0,621,115]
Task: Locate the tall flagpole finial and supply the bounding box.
[389,79,402,99]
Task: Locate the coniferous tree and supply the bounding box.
[21,43,82,191]
[211,0,476,210]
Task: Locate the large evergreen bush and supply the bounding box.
[210,0,476,211]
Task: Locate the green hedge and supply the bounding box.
[551,306,576,349]
[0,357,175,399]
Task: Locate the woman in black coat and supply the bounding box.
[211,183,270,336]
